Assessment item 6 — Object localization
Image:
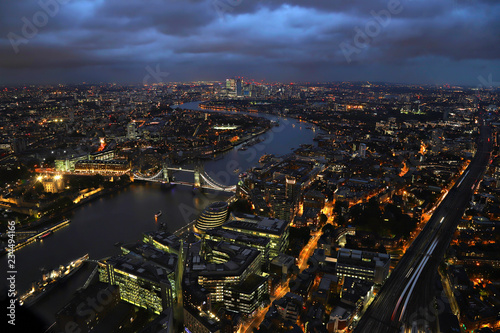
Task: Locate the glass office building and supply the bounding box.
[98,254,173,314]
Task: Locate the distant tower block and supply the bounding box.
[359,143,367,158]
[127,121,137,140]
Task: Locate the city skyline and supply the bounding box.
[0,0,499,86]
[0,79,498,332]
[1,1,500,332]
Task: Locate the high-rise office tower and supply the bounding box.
[359,143,367,158]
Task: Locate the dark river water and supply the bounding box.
[1,101,320,325]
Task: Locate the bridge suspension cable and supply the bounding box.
[201,172,237,191]
[132,169,164,181]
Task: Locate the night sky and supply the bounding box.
[0,0,499,85]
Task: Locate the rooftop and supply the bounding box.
[225,212,288,235]
[104,253,171,284]
[193,241,261,278]
[205,227,270,247]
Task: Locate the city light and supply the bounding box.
[0,75,497,333]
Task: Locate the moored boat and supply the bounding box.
[19,253,89,307]
[37,230,52,240]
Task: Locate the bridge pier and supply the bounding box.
[163,162,172,182]
[194,164,203,188]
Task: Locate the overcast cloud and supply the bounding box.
[0,0,499,85]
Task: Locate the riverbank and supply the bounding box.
[0,182,132,257]
[173,123,272,164]
[198,100,331,134]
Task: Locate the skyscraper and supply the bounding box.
[127,121,137,140]
[226,78,235,90]
[236,78,243,97]
[359,143,367,158]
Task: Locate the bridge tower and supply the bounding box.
[162,161,171,182]
[194,164,203,188]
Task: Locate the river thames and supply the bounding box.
[1,101,320,325]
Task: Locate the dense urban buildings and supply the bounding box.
[2,0,500,331]
[0,81,498,333]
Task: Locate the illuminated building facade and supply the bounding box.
[55,154,88,172]
[195,201,229,232]
[127,122,138,140]
[336,248,390,285]
[40,175,64,193]
[89,149,115,161]
[223,274,267,315]
[98,254,173,314]
[55,150,115,172]
[223,212,289,259]
[74,159,130,175]
[203,228,271,264]
[188,240,264,314]
[120,242,179,302]
[183,306,221,333]
[143,230,182,255]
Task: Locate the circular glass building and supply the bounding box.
[195,201,229,232]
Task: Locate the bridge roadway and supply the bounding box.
[354,122,493,333]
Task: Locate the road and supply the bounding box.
[298,230,322,271]
[354,119,493,333]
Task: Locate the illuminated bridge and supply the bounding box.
[132,164,236,193]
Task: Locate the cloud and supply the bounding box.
[0,0,499,85]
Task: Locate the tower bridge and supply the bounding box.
[132,163,236,193]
